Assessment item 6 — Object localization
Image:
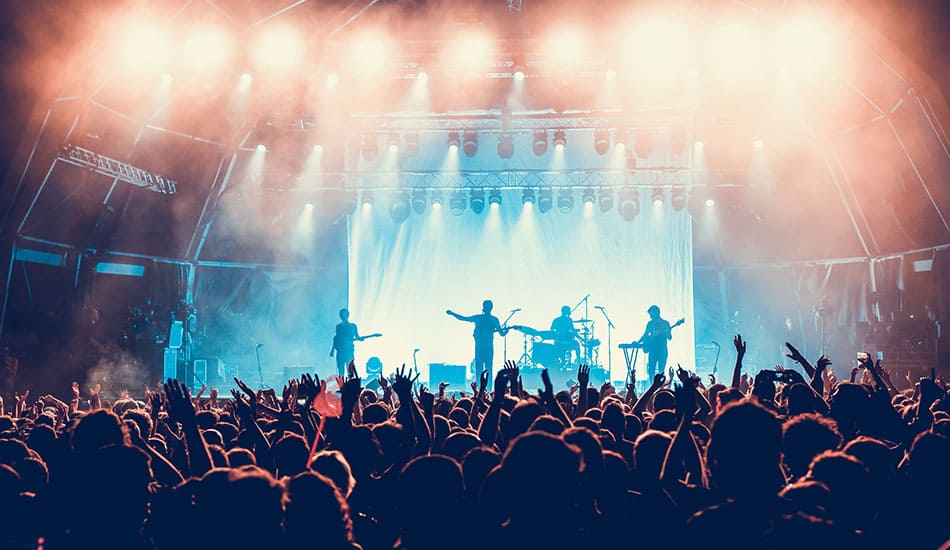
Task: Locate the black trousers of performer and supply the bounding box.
[646,348,668,380]
[336,347,354,378]
[474,340,493,382]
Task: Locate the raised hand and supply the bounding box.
[676,364,693,386]
[438,381,449,398]
[164,379,196,425]
[577,364,590,387]
[540,369,555,402]
[71,382,80,400]
[708,374,716,386]
[298,373,321,403]
[493,369,508,397]
[392,364,418,399]
[15,389,30,405]
[418,384,435,409]
[478,369,489,395]
[230,389,253,419]
[282,380,298,412]
[147,389,163,415]
[234,378,256,400]
[209,388,218,406]
[734,335,747,357]
[673,383,698,420]
[652,372,667,388]
[785,342,805,364]
[346,360,359,381]
[502,360,519,383]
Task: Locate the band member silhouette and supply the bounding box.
[638,305,672,379]
[330,308,361,378]
[447,300,509,380]
[550,305,579,366]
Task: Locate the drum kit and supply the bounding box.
[509,319,601,370]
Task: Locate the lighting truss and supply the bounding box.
[60,144,177,195]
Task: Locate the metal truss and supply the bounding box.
[59,144,177,195]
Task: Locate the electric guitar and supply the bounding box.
[637,318,685,355]
[333,332,382,350]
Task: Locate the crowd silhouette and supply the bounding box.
[0,336,948,549]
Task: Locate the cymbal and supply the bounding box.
[573,319,593,324]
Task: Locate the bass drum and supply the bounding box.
[531,342,557,367]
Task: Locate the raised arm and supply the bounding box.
[446,310,476,322]
[731,335,746,390]
[165,379,213,478]
[478,370,509,448]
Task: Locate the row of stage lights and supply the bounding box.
[352,187,716,223]
[254,129,764,160]
[112,11,836,82]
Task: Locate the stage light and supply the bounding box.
[239,72,253,89]
[456,31,493,69]
[594,129,610,155]
[713,21,759,74]
[618,188,640,221]
[417,70,429,83]
[118,23,172,72]
[361,135,378,162]
[488,188,502,207]
[313,144,323,153]
[753,139,764,149]
[351,33,390,75]
[694,140,704,150]
[598,188,614,212]
[252,26,304,69]
[522,188,536,205]
[449,190,466,215]
[512,54,526,80]
[497,134,514,159]
[447,131,461,152]
[327,72,339,87]
[706,198,715,207]
[470,189,486,214]
[183,27,232,70]
[671,187,687,211]
[537,188,553,213]
[389,190,411,223]
[605,68,617,80]
[463,131,479,157]
[548,27,584,64]
[305,202,314,211]
[582,187,596,205]
[431,190,443,208]
[635,131,653,159]
[533,130,548,156]
[652,187,665,206]
[411,189,427,214]
[553,130,567,151]
[361,190,375,208]
[404,132,419,157]
[388,133,400,154]
[687,192,711,218]
[557,189,574,213]
[256,144,267,153]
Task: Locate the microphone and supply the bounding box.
[256,343,264,349]
[595,305,605,310]
[413,348,420,353]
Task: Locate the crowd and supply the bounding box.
[0,335,948,549]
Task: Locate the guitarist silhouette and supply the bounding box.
[637,305,684,379]
[330,308,381,377]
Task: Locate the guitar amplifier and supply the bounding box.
[429,363,467,388]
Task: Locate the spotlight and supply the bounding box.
[361,190,374,208]
[417,70,429,83]
[312,144,323,153]
[411,189,427,214]
[470,189,486,214]
[537,188,553,213]
[594,129,610,155]
[256,144,267,153]
[239,73,253,88]
[404,132,419,157]
[652,187,664,206]
[388,133,400,153]
[598,188,614,212]
[522,188,536,205]
[497,134,514,159]
[753,139,764,149]
[687,192,711,218]
[694,140,704,151]
[389,190,410,223]
[449,190,466,215]
[618,187,640,221]
[305,203,314,210]
[462,131,479,157]
[605,68,617,80]
[582,187,596,205]
[447,131,461,152]
[615,130,627,152]
[431,190,443,208]
[327,72,339,87]
[488,188,502,207]
[671,187,687,211]
[635,131,653,159]
[553,130,567,151]
[706,198,715,207]
[361,135,378,162]
[512,54,526,80]
[557,189,574,213]
[533,130,548,156]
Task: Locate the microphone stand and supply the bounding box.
[255,344,268,389]
[501,309,519,363]
[597,307,615,376]
[711,341,721,378]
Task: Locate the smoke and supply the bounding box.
[84,350,152,399]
